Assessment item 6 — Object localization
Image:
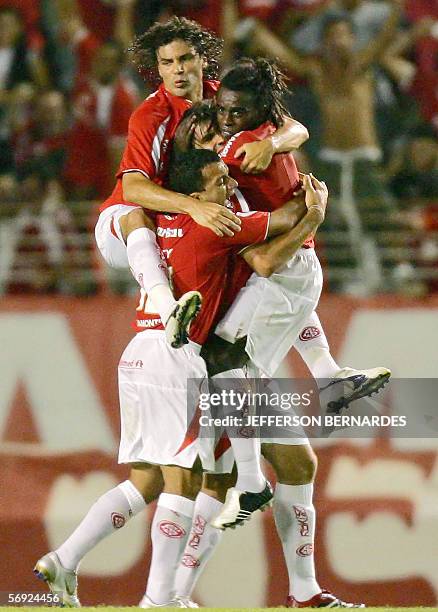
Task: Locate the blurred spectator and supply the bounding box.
[385,126,438,294]
[240,1,406,292]
[76,0,163,48]
[45,1,101,93]
[64,41,138,199]
[403,0,438,130]
[0,170,88,295]
[13,90,68,197]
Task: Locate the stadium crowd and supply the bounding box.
[0,0,437,296]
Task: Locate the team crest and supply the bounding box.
[296,543,314,557]
[299,326,321,341]
[111,512,126,529]
[181,554,200,568]
[159,520,186,538]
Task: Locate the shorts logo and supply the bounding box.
[296,543,314,557]
[237,427,256,438]
[299,326,321,341]
[135,360,143,368]
[189,515,207,549]
[293,505,310,536]
[159,520,186,538]
[181,554,200,568]
[111,512,126,529]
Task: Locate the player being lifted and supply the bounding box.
[94,16,309,348]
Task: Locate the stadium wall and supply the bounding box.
[1,294,438,607]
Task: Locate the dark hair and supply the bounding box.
[180,101,219,148]
[168,149,221,195]
[129,16,223,84]
[220,57,291,128]
[321,12,355,39]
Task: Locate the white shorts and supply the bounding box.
[95,204,141,269]
[211,370,309,475]
[216,248,323,376]
[118,330,215,471]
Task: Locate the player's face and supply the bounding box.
[216,88,262,139]
[157,40,205,101]
[197,161,238,206]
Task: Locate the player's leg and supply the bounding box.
[262,442,364,608]
[200,337,273,528]
[33,463,162,608]
[174,467,236,604]
[141,464,203,608]
[294,310,391,412]
[95,205,201,348]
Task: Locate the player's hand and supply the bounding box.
[174,114,196,153]
[188,200,242,237]
[235,139,275,174]
[302,173,328,220]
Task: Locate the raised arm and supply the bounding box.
[236,117,310,174]
[357,0,405,71]
[242,175,327,277]
[122,172,241,237]
[248,19,312,78]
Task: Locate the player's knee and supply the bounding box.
[129,463,163,503]
[162,466,202,500]
[263,443,317,485]
[119,208,155,242]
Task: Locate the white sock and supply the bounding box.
[294,312,340,380]
[273,483,320,602]
[146,493,195,605]
[126,228,176,323]
[213,369,265,493]
[56,480,146,571]
[174,492,224,599]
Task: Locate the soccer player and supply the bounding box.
[169,59,376,608]
[34,150,326,608]
[94,16,310,348]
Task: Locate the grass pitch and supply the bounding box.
[0,606,438,612]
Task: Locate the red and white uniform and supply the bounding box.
[215,124,323,377]
[94,81,219,268]
[118,204,270,469]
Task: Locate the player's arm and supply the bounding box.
[242,175,327,277]
[236,117,310,174]
[123,172,241,237]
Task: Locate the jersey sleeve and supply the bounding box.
[116,103,166,181]
[224,211,270,248]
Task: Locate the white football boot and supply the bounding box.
[176,597,199,608]
[211,481,273,530]
[33,552,80,608]
[321,366,391,414]
[139,594,188,608]
[165,291,202,348]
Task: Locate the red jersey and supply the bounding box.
[100,81,219,212]
[134,206,270,345]
[219,121,314,248]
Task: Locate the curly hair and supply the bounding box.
[220,57,291,128]
[129,16,223,84]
